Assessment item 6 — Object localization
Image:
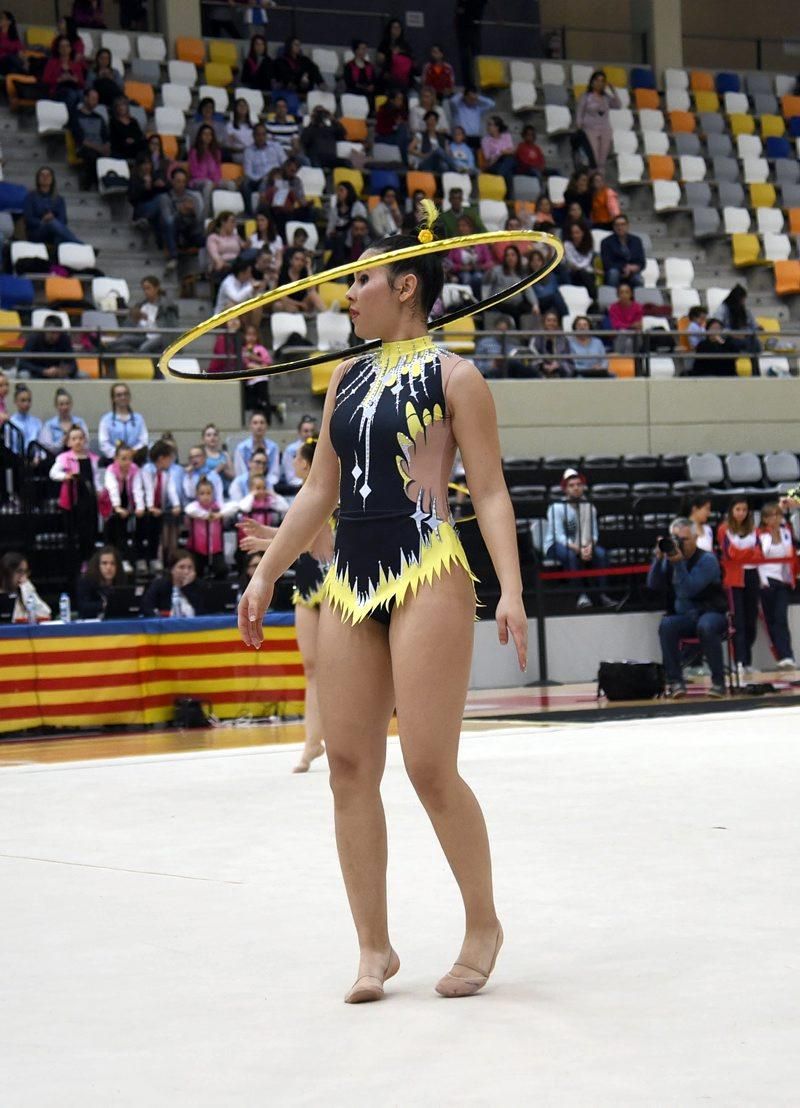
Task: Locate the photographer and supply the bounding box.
[647,518,728,699]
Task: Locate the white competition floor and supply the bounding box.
[2,708,799,1107]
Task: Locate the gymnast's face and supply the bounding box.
[346,254,420,341]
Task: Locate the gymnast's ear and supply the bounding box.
[396,271,419,304]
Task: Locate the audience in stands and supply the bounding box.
[9,384,42,449]
[563,170,592,222]
[140,551,204,617]
[648,517,728,698]
[0,11,24,77]
[529,309,572,378]
[71,0,105,29]
[447,214,494,299]
[75,545,124,618]
[109,275,178,354]
[686,305,708,350]
[185,476,237,578]
[408,85,449,134]
[374,88,410,163]
[0,551,52,621]
[24,166,84,246]
[600,214,645,288]
[159,167,204,269]
[274,36,324,98]
[481,115,516,194]
[408,111,461,174]
[229,444,267,500]
[183,442,223,503]
[273,247,324,314]
[712,286,761,357]
[142,439,182,565]
[545,468,614,607]
[608,282,644,353]
[562,221,597,301]
[758,502,797,669]
[235,410,279,486]
[532,196,557,230]
[43,35,85,110]
[575,69,620,170]
[187,96,227,149]
[375,18,415,90]
[50,423,101,565]
[129,136,173,232]
[243,122,285,208]
[201,423,235,490]
[71,88,110,189]
[187,125,228,212]
[589,170,620,229]
[85,47,123,107]
[39,389,88,454]
[688,319,740,377]
[214,256,266,317]
[450,86,494,149]
[528,249,568,319]
[97,383,149,460]
[280,414,318,488]
[325,180,367,256]
[246,210,283,260]
[484,245,534,326]
[108,95,146,161]
[206,211,246,285]
[264,97,301,155]
[225,98,256,162]
[18,316,77,379]
[257,158,309,232]
[0,370,8,425]
[515,125,546,180]
[343,40,377,109]
[567,316,609,375]
[241,33,272,91]
[447,125,477,174]
[439,187,484,237]
[300,104,346,168]
[421,43,455,98]
[718,497,762,674]
[370,184,403,238]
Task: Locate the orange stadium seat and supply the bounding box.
[176,37,205,65]
[781,95,800,119]
[634,88,659,111]
[124,80,155,112]
[608,357,635,378]
[340,117,367,142]
[774,261,800,296]
[648,155,675,180]
[159,135,179,159]
[221,162,243,182]
[788,209,800,234]
[406,171,436,199]
[668,110,696,133]
[45,277,84,313]
[689,70,714,92]
[77,357,100,379]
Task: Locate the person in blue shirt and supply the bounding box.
[448,125,477,175]
[23,166,84,247]
[8,384,42,452]
[544,468,615,609]
[97,383,150,461]
[280,414,318,489]
[39,387,88,453]
[450,86,495,149]
[234,410,280,487]
[566,316,610,376]
[647,518,728,698]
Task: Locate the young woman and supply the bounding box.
[325,181,368,253]
[97,383,149,461]
[0,10,25,76]
[206,211,245,285]
[447,214,494,300]
[589,170,620,229]
[608,281,643,355]
[480,115,515,193]
[225,97,255,163]
[188,124,225,212]
[484,244,532,326]
[9,384,42,451]
[375,18,415,90]
[343,39,376,109]
[50,423,101,568]
[0,551,51,622]
[246,210,283,261]
[758,502,797,669]
[562,220,597,301]
[23,166,83,247]
[575,69,620,170]
[529,307,572,378]
[75,544,123,618]
[39,388,89,454]
[42,34,85,109]
[108,95,146,161]
[566,316,608,376]
[85,46,123,107]
[201,422,235,490]
[241,34,272,91]
[274,248,325,314]
[685,491,714,552]
[239,217,526,1003]
[241,437,333,773]
[717,497,763,674]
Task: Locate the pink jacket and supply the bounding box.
[185,499,238,556]
[447,242,494,274]
[50,449,101,509]
[188,148,222,185]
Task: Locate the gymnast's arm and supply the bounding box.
[238,362,346,646]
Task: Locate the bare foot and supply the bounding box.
[293,741,325,773]
[435,922,503,998]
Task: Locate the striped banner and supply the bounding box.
[0,615,304,734]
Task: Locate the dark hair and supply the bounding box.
[502,244,522,272]
[463,83,478,95]
[298,438,318,465]
[377,16,410,57]
[54,387,72,404]
[14,383,31,397]
[95,47,112,67]
[170,166,188,182]
[198,96,215,112]
[723,283,749,330]
[522,124,537,139]
[150,439,176,463]
[572,315,592,329]
[1,11,20,42]
[44,314,63,328]
[192,124,221,158]
[569,219,593,255]
[617,280,634,295]
[85,545,123,587]
[169,549,197,570]
[368,233,444,317]
[247,33,267,60]
[231,256,252,277]
[195,477,214,494]
[588,69,607,91]
[380,184,398,199]
[726,497,754,536]
[487,114,508,133]
[51,33,73,58]
[35,166,57,197]
[688,305,706,321]
[0,550,28,591]
[423,109,438,123]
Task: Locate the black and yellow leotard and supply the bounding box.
[292,518,335,609]
[323,335,476,625]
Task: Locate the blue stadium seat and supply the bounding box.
[0,181,28,213]
[368,170,401,195]
[766,136,791,159]
[788,117,800,138]
[630,67,656,90]
[0,275,34,310]
[715,72,741,94]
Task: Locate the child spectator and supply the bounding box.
[718,497,762,674]
[481,115,516,194]
[421,43,455,98]
[104,443,146,571]
[532,196,557,230]
[448,125,476,175]
[183,443,223,503]
[241,34,272,91]
[515,125,546,179]
[0,551,52,621]
[50,423,101,567]
[9,385,42,451]
[140,551,204,617]
[18,315,77,380]
[98,383,149,461]
[562,221,597,301]
[567,316,608,375]
[589,170,620,229]
[201,423,235,490]
[236,473,289,527]
[234,410,279,485]
[75,545,123,618]
[686,306,708,350]
[758,501,798,669]
[24,166,84,247]
[141,439,182,570]
[608,281,644,354]
[185,476,237,578]
[40,388,88,454]
[575,69,621,169]
[343,40,376,108]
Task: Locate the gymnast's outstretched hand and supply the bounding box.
[238,576,274,649]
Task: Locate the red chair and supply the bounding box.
[678,612,739,695]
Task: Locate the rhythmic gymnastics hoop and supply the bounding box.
[158,229,565,381]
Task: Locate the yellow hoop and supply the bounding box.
[158,229,565,379]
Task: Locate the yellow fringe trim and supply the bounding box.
[322,521,478,625]
[292,580,327,609]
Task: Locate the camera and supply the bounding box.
[657,536,678,555]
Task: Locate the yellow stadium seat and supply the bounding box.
[209,40,238,67]
[788,209,800,234]
[634,88,659,111]
[608,356,636,378]
[689,70,714,92]
[204,62,233,88]
[477,57,508,90]
[115,357,155,380]
[735,357,753,377]
[0,309,23,350]
[648,154,675,180]
[728,113,755,136]
[781,95,800,120]
[572,84,587,101]
[77,357,100,379]
[26,25,55,49]
[340,117,367,142]
[406,171,436,199]
[774,261,800,296]
[477,173,506,200]
[749,183,776,208]
[6,72,37,110]
[731,233,762,266]
[693,90,719,113]
[755,316,781,335]
[604,65,627,88]
[437,317,476,353]
[760,114,786,138]
[333,167,364,195]
[176,37,205,65]
[317,282,349,310]
[668,110,696,133]
[124,80,155,112]
[311,357,339,395]
[374,94,387,111]
[64,129,83,167]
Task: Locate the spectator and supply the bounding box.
[608,281,644,354]
[561,201,587,240]
[24,166,84,246]
[141,439,182,568]
[528,249,568,319]
[214,256,267,319]
[240,550,263,589]
[575,69,621,170]
[688,319,741,377]
[712,285,761,357]
[408,111,462,174]
[54,14,86,58]
[439,187,486,237]
[448,125,477,175]
[75,545,124,618]
[686,305,708,350]
[140,551,205,617]
[563,169,592,221]
[202,422,235,490]
[408,85,449,135]
[480,115,516,194]
[18,316,77,379]
[600,214,646,288]
[245,209,284,261]
[369,184,404,239]
[188,95,228,149]
[273,247,325,314]
[109,95,146,161]
[447,214,494,299]
[50,423,101,565]
[108,274,178,354]
[421,43,455,99]
[257,156,310,233]
[484,245,533,326]
[532,195,557,230]
[235,473,288,527]
[325,180,367,253]
[9,384,42,450]
[273,36,324,103]
[685,490,714,552]
[39,388,88,454]
[70,87,110,189]
[235,410,279,485]
[300,105,346,169]
[185,476,237,578]
[328,214,372,266]
[344,40,376,109]
[515,124,546,179]
[648,517,728,698]
[265,97,300,155]
[529,308,572,378]
[206,210,246,285]
[71,0,105,28]
[0,11,24,77]
[243,122,286,210]
[473,314,525,378]
[104,442,146,571]
[183,443,223,503]
[130,135,174,233]
[0,551,51,621]
[241,33,272,91]
[159,167,204,270]
[562,220,597,301]
[375,17,415,89]
[225,97,256,163]
[188,124,228,213]
[567,316,608,376]
[450,85,494,149]
[374,88,409,163]
[758,501,798,669]
[718,497,762,674]
[85,46,123,107]
[229,444,268,500]
[43,34,85,110]
[545,468,614,607]
[98,382,149,461]
[280,414,319,488]
[589,169,620,228]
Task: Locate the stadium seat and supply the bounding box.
[96,157,130,196]
[731,233,762,266]
[668,110,696,133]
[705,287,731,315]
[220,162,243,184]
[547,175,568,205]
[478,173,506,201]
[124,80,154,112]
[333,167,364,194]
[340,93,369,120]
[92,277,130,309]
[756,208,784,234]
[608,356,635,378]
[706,133,733,157]
[690,70,714,92]
[652,180,681,211]
[161,84,192,112]
[316,310,352,351]
[477,56,508,90]
[604,65,627,87]
[25,25,55,49]
[197,85,229,114]
[693,90,719,114]
[781,183,800,208]
[44,277,83,311]
[728,113,755,136]
[336,140,364,161]
[724,92,749,114]
[167,60,197,87]
[57,243,97,271]
[649,357,676,378]
[736,133,762,159]
[316,282,348,310]
[753,92,779,116]
[634,88,659,111]
[743,156,769,183]
[648,155,675,180]
[630,66,655,90]
[540,62,565,85]
[687,453,724,485]
[609,108,634,131]
[36,100,68,136]
[642,131,669,156]
[761,356,792,377]
[101,31,131,61]
[511,81,537,113]
[716,72,741,95]
[130,59,160,85]
[612,130,638,156]
[664,257,695,288]
[370,142,403,165]
[749,183,777,208]
[692,207,721,238]
[307,90,336,115]
[775,74,796,96]
[789,209,800,234]
[478,199,508,231]
[0,275,34,310]
[176,37,205,65]
[617,154,645,184]
[138,34,167,61]
[761,114,786,139]
[310,47,339,81]
[10,241,48,271]
[766,136,791,159]
[543,83,569,107]
[437,317,476,353]
[510,60,536,83]
[115,358,155,380]
[406,171,436,199]
[544,105,571,135]
[679,155,706,182]
[212,189,244,217]
[781,95,800,119]
[31,308,70,330]
[713,155,740,182]
[209,40,238,67]
[665,68,689,90]
[235,87,264,120]
[762,234,792,262]
[641,259,661,285]
[764,452,800,484]
[0,309,23,350]
[311,357,338,395]
[665,89,690,112]
[674,133,702,156]
[341,117,368,142]
[684,181,712,207]
[718,181,746,207]
[670,287,701,316]
[698,111,725,134]
[774,261,800,295]
[271,311,307,351]
[571,63,592,88]
[639,108,665,132]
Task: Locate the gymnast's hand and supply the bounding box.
[238,575,274,649]
[496,593,528,673]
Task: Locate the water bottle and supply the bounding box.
[170,586,183,618]
[25,593,38,625]
[58,592,71,623]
